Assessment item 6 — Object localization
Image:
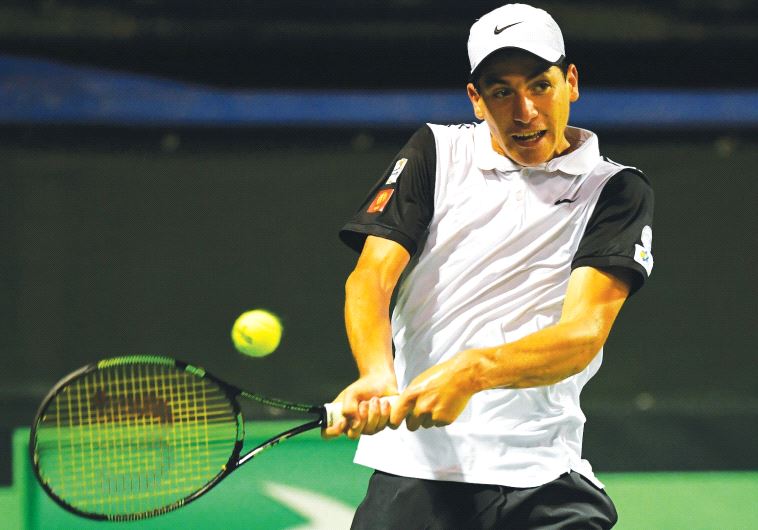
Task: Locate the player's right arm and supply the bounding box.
[323,235,409,439]
[326,126,436,439]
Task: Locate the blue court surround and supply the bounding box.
[1,54,756,128]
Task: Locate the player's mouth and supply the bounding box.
[511,130,547,146]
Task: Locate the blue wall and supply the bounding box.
[2,55,757,128]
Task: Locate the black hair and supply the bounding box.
[470,49,570,92]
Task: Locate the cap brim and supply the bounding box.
[470,44,564,75]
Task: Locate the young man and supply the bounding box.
[326,4,654,528]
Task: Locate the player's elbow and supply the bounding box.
[345,268,370,298]
[346,266,395,299]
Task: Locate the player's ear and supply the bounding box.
[567,64,579,103]
[467,83,486,120]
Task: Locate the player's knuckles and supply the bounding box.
[342,387,368,414]
[341,401,359,417]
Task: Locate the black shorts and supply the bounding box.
[351,470,618,530]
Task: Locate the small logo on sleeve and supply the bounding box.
[385,158,408,185]
[634,244,654,276]
[367,188,395,213]
[635,225,654,275]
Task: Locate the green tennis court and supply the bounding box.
[3,425,756,529]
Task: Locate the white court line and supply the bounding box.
[264,482,354,530]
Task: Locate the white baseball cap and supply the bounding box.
[468,3,565,75]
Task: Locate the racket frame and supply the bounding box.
[29,355,328,521]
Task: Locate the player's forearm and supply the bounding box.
[460,318,609,391]
[344,268,396,378]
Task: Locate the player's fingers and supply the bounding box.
[420,415,437,429]
[341,389,360,419]
[321,416,347,439]
[380,396,392,417]
[365,397,387,435]
[389,395,413,428]
[321,398,349,439]
[404,399,424,432]
[346,400,369,440]
[373,398,392,432]
[405,412,423,432]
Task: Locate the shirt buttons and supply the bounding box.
[516,168,530,201]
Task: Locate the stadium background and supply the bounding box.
[0,1,756,528]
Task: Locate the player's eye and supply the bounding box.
[492,88,513,98]
[532,81,552,94]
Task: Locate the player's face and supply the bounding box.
[467,53,579,167]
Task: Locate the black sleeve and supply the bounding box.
[572,168,655,295]
[339,125,436,255]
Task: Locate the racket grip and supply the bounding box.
[323,396,399,428]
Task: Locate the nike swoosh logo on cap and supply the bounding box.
[494,21,523,34]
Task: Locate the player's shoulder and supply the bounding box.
[425,122,478,138]
[594,157,654,206]
[422,122,479,154]
[578,155,652,206]
[597,156,651,186]
[426,122,478,132]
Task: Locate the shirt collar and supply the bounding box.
[474,121,521,173]
[473,122,601,176]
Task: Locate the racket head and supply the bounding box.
[29,355,243,521]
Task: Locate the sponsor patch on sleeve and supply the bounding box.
[385,158,408,185]
[367,188,395,213]
[634,244,654,276]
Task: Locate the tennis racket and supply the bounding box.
[29,355,393,521]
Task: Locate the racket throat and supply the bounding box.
[237,419,322,467]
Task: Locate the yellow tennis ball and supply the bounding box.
[231,309,282,357]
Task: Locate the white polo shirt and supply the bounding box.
[340,121,654,488]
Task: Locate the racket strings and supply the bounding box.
[34,364,238,518]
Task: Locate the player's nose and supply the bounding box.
[513,94,538,124]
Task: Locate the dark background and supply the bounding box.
[1,0,757,89]
[1,0,757,476]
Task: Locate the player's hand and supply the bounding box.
[322,373,398,440]
[389,355,476,431]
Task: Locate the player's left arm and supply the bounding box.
[391,265,632,430]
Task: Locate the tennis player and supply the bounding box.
[327,3,654,528]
